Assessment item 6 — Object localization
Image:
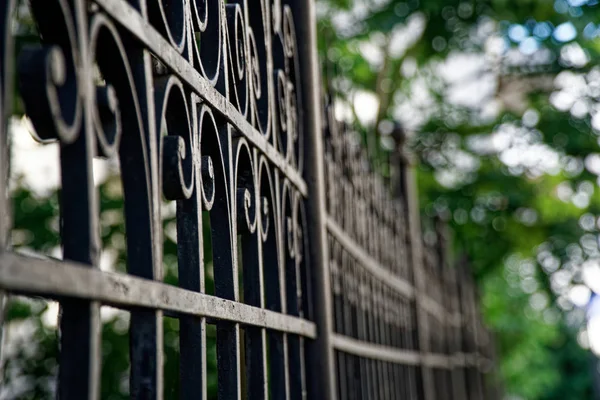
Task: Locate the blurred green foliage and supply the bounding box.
[318,0,600,398]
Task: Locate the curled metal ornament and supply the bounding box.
[226,3,249,117]
[190,0,223,85]
[201,154,215,210]
[93,84,121,158]
[237,187,254,232]
[18,0,82,144]
[246,0,272,137]
[156,76,194,201]
[235,140,257,234]
[260,194,270,241]
[148,0,187,52]
[282,181,295,260]
[258,156,274,242]
[293,190,307,266]
[197,105,223,211]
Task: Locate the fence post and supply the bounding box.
[289,1,337,399]
[437,217,468,400]
[392,125,435,400]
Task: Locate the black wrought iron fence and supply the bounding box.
[0,1,497,399]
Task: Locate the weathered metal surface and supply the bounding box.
[0,0,497,399]
[0,252,318,337]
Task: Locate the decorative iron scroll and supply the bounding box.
[1,0,314,399]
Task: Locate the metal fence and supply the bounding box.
[0,1,496,399]
[321,99,499,400]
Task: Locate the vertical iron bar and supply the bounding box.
[357,270,368,400]
[277,173,292,400]
[288,1,336,399]
[342,254,353,400]
[0,0,15,379]
[178,97,207,400]
[264,188,285,400]
[266,170,289,400]
[57,0,102,398]
[124,37,164,400]
[285,204,305,400]
[212,134,241,400]
[242,150,267,400]
[398,144,435,400]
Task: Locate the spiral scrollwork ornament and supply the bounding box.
[190,0,223,85]
[148,0,186,52]
[18,0,82,144]
[234,140,257,234]
[156,76,194,201]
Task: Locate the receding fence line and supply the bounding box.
[0,1,497,399]
[321,94,498,399]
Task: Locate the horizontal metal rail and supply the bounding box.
[0,251,317,338]
[327,216,458,323]
[332,334,491,370]
[332,334,421,365]
[326,216,414,299]
[421,296,457,323]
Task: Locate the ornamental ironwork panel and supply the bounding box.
[0,0,497,399]
[0,0,316,399]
